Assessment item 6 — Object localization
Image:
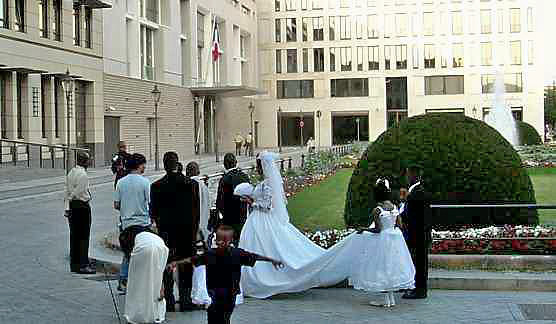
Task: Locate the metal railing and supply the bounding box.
[0,139,90,169]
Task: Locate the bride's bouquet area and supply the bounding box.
[304,226,556,254]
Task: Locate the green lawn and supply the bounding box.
[527,168,556,225]
[288,169,354,231]
[286,167,556,231]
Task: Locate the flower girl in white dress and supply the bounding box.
[349,179,415,307]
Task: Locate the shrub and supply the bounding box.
[344,114,538,228]
[517,121,543,146]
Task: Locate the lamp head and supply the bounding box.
[151,85,161,104]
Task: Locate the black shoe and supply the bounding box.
[402,290,427,299]
[76,266,96,274]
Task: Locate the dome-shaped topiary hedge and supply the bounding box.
[517,121,542,146]
[344,114,538,228]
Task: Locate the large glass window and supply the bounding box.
[527,7,533,32]
[0,74,6,139]
[287,49,297,73]
[73,3,81,46]
[331,78,369,97]
[367,14,378,38]
[141,26,155,80]
[314,48,324,72]
[412,45,419,69]
[339,16,351,40]
[387,111,408,129]
[39,0,48,38]
[453,43,464,67]
[480,10,491,34]
[384,45,392,70]
[276,49,282,73]
[452,11,462,35]
[302,18,309,41]
[275,19,281,42]
[329,16,335,40]
[441,45,448,68]
[424,44,435,68]
[356,15,364,39]
[277,80,314,98]
[356,47,364,71]
[386,77,408,110]
[425,75,464,95]
[384,14,393,38]
[368,46,379,70]
[275,0,280,11]
[330,47,336,71]
[528,40,534,65]
[285,0,296,11]
[481,73,522,93]
[15,0,25,32]
[396,13,408,36]
[340,47,352,71]
[0,0,8,29]
[510,8,520,33]
[423,12,434,36]
[497,9,503,33]
[286,18,297,42]
[302,48,308,72]
[84,7,92,48]
[301,0,308,10]
[396,45,407,69]
[481,42,492,66]
[141,0,159,23]
[313,17,323,41]
[510,41,521,65]
[53,0,62,41]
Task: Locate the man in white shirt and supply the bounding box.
[64,152,95,274]
[114,153,152,291]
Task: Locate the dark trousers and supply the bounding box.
[207,289,236,324]
[163,263,194,307]
[235,143,242,156]
[408,231,432,294]
[68,200,91,271]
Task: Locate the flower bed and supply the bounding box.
[517,145,556,168]
[303,225,556,254]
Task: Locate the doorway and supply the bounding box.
[203,97,213,153]
[103,116,120,165]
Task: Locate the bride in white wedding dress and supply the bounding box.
[239,151,359,298]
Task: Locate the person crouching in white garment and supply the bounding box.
[123,228,169,324]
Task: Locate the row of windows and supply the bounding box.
[275,73,522,99]
[275,41,532,74]
[275,9,533,43]
[276,0,531,12]
[0,0,93,48]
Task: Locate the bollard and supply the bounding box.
[301,154,305,168]
[12,144,17,166]
[280,160,285,172]
[288,157,292,170]
[51,147,55,168]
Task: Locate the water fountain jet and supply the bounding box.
[484,72,519,146]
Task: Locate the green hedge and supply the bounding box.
[517,121,543,146]
[344,114,538,228]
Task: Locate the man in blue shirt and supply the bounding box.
[114,153,152,292]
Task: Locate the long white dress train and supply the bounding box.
[239,152,359,298]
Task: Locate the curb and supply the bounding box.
[430,254,556,272]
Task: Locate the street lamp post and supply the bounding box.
[299,109,304,147]
[248,102,255,157]
[61,69,75,175]
[151,85,161,171]
[277,106,282,153]
[356,117,360,142]
[472,106,477,119]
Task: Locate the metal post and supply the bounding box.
[12,144,16,166]
[154,100,159,171]
[316,110,322,150]
[288,157,292,169]
[301,153,305,168]
[356,118,360,142]
[66,92,71,174]
[280,160,284,172]
[300,112,304,147]
[26,144,30,167]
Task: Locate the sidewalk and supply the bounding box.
[0,147,305,201]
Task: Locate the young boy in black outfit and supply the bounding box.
[167,225,283,324]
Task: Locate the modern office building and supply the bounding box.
[254,0,544,147]
[0,0,109,164]
[102,0,260,165]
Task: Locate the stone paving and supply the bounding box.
[1,146,556,323]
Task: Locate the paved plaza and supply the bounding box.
[0,150,555,324]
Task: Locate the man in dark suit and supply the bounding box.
[150,151,200,312]
[216,153,250,244]
[400,165,432,299]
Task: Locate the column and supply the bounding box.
[4,72,18,140]
[45,77,57,144]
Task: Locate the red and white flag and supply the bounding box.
[211,22,222,62]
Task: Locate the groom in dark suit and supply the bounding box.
[216,153,250,244]
[401,164,432,299]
